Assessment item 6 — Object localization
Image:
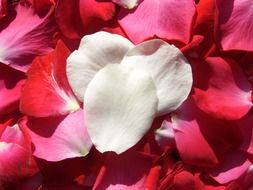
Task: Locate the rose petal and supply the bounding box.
[172,98,219,168]
[0,0,7,20]
[0,4,55,72]
[118,0,196,44]
[67,31,134,101]
[112,0,141,9]
[20,40,80,117]
[21,109,92,161]
[84,64,158,154]
[55,0,115,39]
[217,0,253,51]
[210,151,251,184]
[193,57,252,120]
[93,151,155,190]
[121,39,192,115]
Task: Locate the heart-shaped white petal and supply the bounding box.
[66,31,134,101]
[84,64,158,154]
[121,39,192,115]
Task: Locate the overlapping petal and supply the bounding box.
[0,122,38,182]
[85,64,158,154]
[67,31,134,101]
[0,4,55,72]
[0,64,26,114]
[118,0,196,44]
[217,0,253,51]
[55,0,115,39]
[193,57,252,120]
[21,109,92,161]
[93,151,155,190]
[121,39,192,115]
[20,40,80,117]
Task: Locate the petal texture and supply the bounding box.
[93,151,154,190]
[118,0,196,44]
[84,64,158,154]
[217,0,253,51]
[20,41,80,117]
[0,4,55,72]
[22,109,92,161]
[121,40,192,115]
[112,0,141,9]
[67,31,134,101]
[193,57,252,120]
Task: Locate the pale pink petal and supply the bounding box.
[210,151,251,184]
[112,0,141,9]
[121,40,192,115]
[67,31,134,101]
[118,0,196,44]
[20,40,80,117]
[21,109,92,161]
[217,0,253,51]
[193,57,252,120]
[0,4,55,72]
[93,151,154,190]
[0,64,26,114]
[85,64,158,154]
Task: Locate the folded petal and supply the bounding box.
[217,0,253,51]
[85,64,158,154]
[21,109,92,161]
[93,151,155,190]
[0,64,26,114]
[118,0,196,44]
[0,124,38,182]
[193,57,252,120]
[121,40,192,115]
[20,40,80,117]
[112,0,141,9]
[0,142,38,181]
[0,4,55,72]
[55,0,115,39]
[67,31,134,101]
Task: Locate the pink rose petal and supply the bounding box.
[118,0,196,44]
[21,109,92,161]
[0,4,55,72]
[217,0,253,51]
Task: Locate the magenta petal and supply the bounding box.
[0,124,38,181]
[21,109,92,161]
[193,57,252,120]
[93,151,155,190]
[172,101,219,168]
[210,151,251,184]
[0,143,38,181]
[118,0,196,44]
[217,0,253,51]
[0,64,26,114]
[20,41,80,117]
[0,4,55,72]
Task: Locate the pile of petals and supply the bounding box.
[1,0,253,189]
